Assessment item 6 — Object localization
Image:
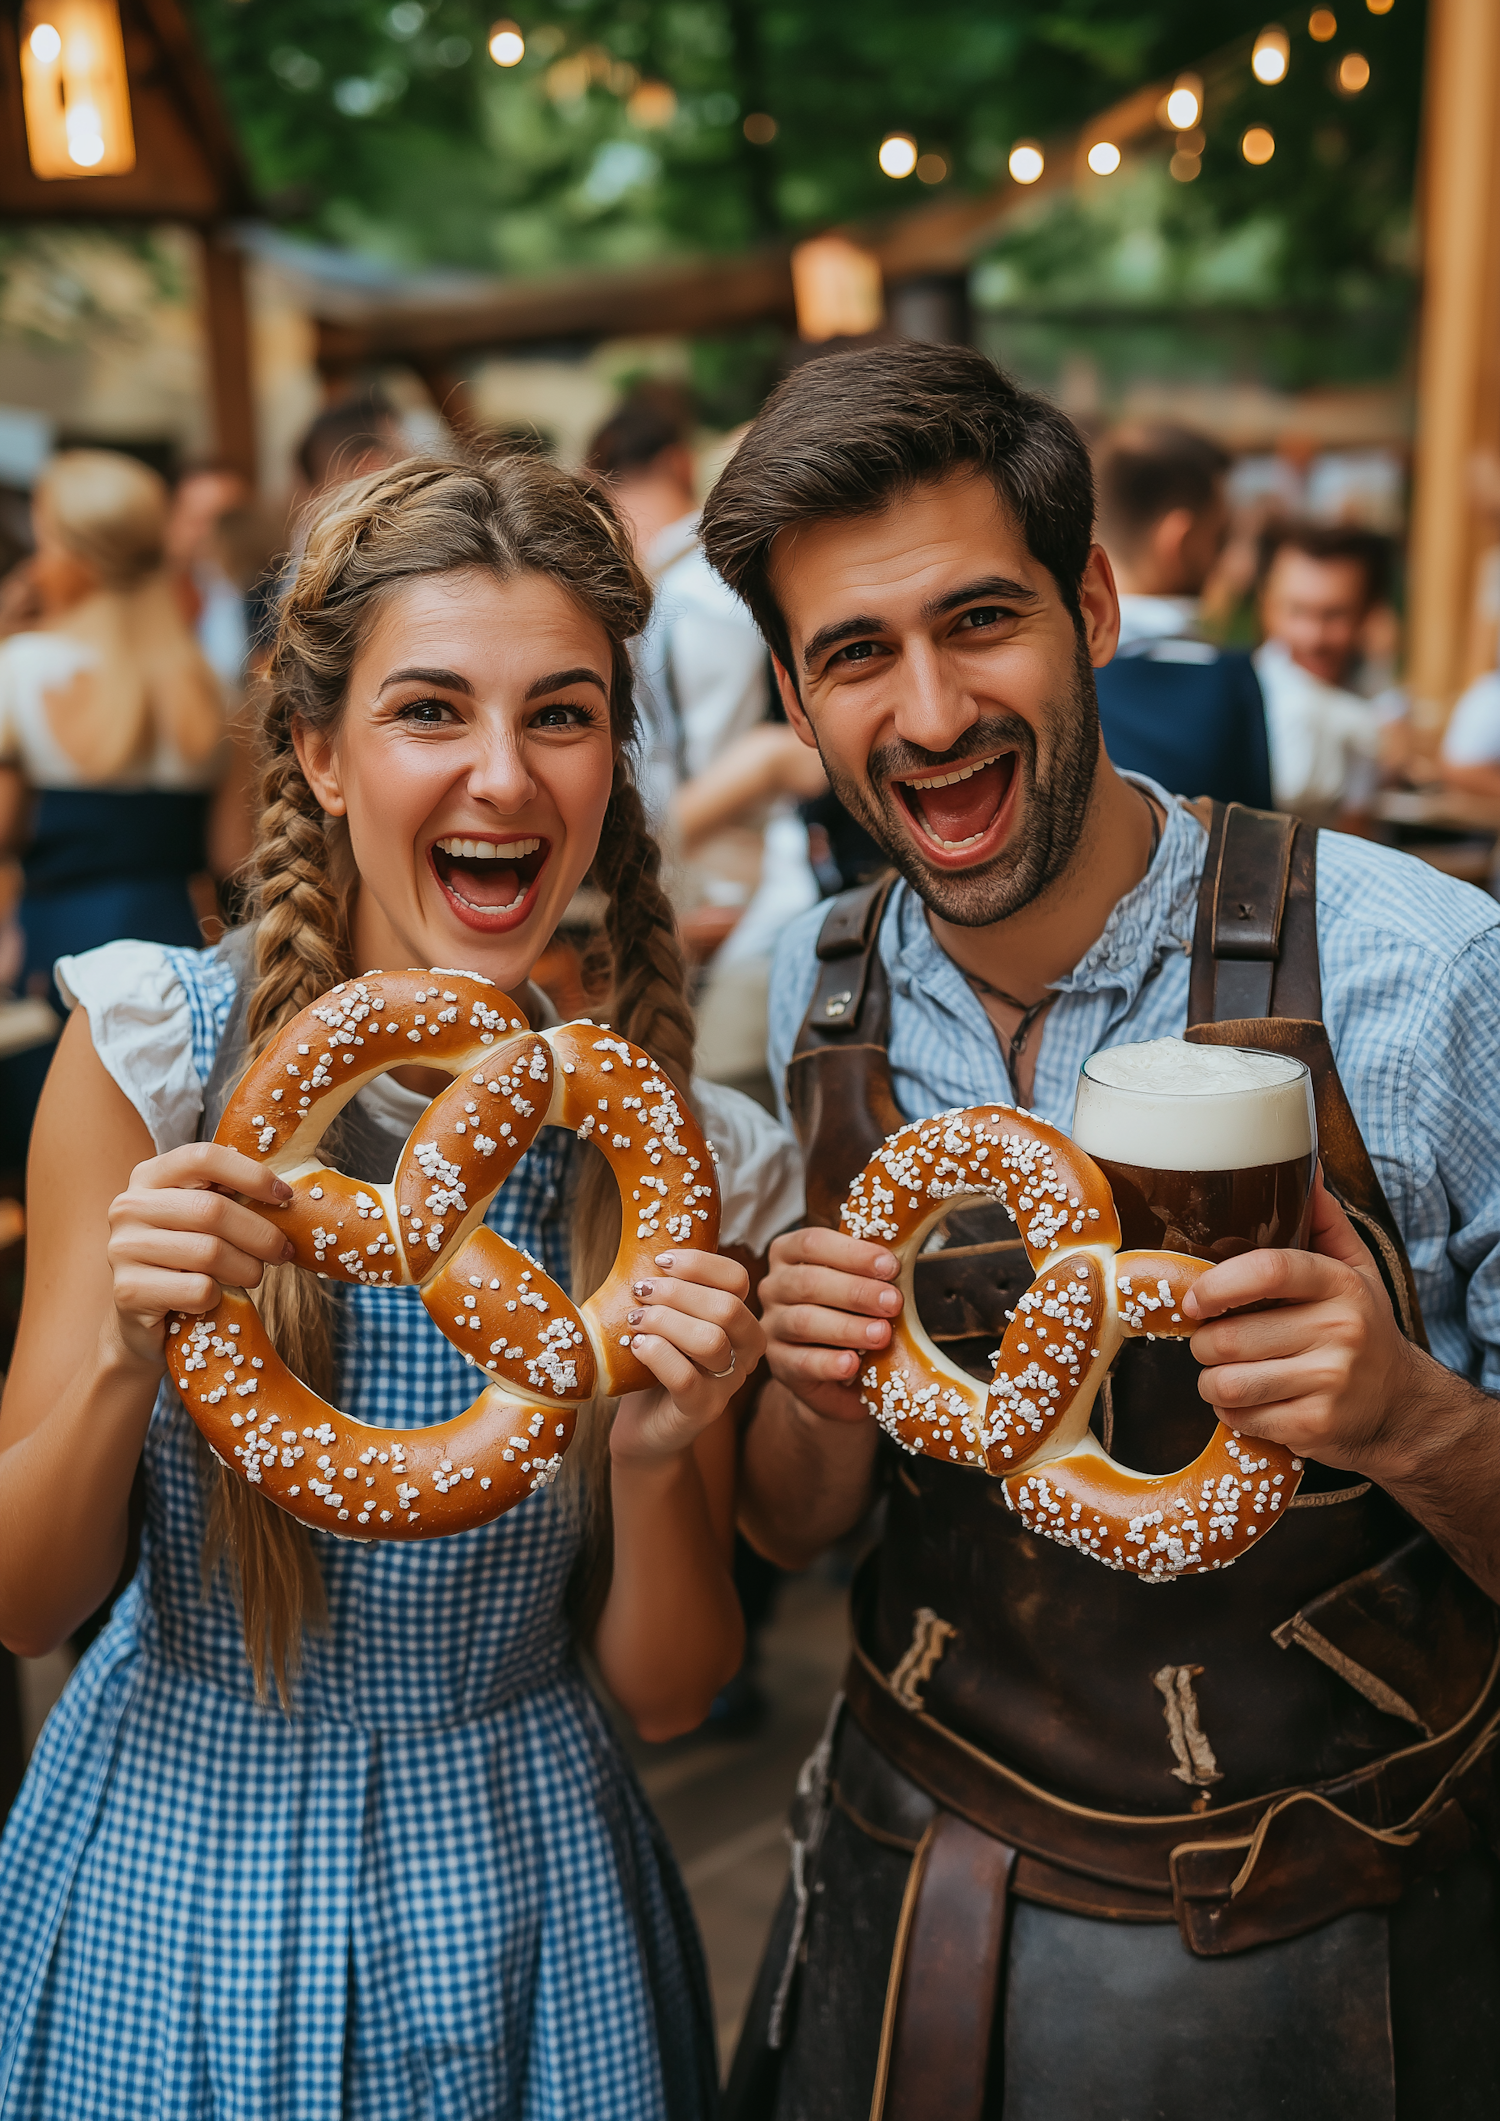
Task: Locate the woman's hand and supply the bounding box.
[106,1143,296,1368]
[610,1248,765,1465]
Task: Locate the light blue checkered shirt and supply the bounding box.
[768,781,1500,1393]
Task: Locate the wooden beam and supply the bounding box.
[200,231,258,489]
[1405,0,1500,729]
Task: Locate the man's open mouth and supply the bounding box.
[892,750,1018,860]
[429,834,549,926]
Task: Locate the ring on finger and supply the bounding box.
[706,1351,738,1380]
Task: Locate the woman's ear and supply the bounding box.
[292,721,347,818]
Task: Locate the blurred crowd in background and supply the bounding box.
[2,370,1499,1169]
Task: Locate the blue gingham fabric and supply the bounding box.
[0,943,716,2120]
[769,779,1500,1392]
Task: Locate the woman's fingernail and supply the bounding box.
[633,1280,653,1300]
[282,1239,296,1262]
[865,1320,888,1344]
[841,1351,859,1375]
[273,1179,293,1203]
[878,1288,901,1312]
[626,1309,643,1326]
[654,1253,675,1270]
[876,1252,898,1277]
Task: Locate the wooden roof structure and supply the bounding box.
[0,0,259,481]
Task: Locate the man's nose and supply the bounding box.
[892,639,979,756]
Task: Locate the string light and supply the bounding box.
[28,21,61,59]
[915,152,947,184]
[1165,76,1202,130]
[1337,51,1371,90]
[1252,26,1290,82]
[487,20,524,65]
[878,132,918,178]
[743,111,776,144]
[1086,140,1121,175]
[1366,0,1393,11]
[1008,141,1045,184]
[1241,124,1276,164]
[627,79,676,128]
[1309,9,1337,37]
[1170,149,1201,181]
[19,0,136,178]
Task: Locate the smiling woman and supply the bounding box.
[0,453,795,2118]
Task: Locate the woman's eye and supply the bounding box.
[395,697,457,725]
[533,700,600,729]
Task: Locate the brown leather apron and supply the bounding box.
[725,805,1500,2121]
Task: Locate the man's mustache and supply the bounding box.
[865,716,1036,792]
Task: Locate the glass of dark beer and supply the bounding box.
[1071,1039,1317,1262]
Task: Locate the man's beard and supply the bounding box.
[818,640,1102,930]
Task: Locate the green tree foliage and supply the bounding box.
[186,0,1426,299]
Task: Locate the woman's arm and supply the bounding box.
[0,764,27,859]
[0,1009,292,1654]
[592,1249,764,1740]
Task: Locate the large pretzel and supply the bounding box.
[842,1107,1303,1581]
[166,971,720,1541]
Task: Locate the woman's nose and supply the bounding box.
[465,733,536,812]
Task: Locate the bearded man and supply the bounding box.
[700,343,1500,2121]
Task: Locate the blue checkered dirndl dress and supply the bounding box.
[0,942,717,2120]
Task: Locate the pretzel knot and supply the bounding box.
[165,970,720,1542]
[841,1106,1303,1581]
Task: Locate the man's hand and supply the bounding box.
[1182,1168,1430,1483]
[759,1226,904,1422]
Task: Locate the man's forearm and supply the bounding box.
[738,1379,879,1570]
[1373,1349,1500,1600]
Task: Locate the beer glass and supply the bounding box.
[1071,1039,1317,1262]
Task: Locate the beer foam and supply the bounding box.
[1072,1038,1314,1172]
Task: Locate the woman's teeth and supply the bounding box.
[433,836,540,860]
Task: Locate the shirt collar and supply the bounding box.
[1115,594,1199,648]
[893,776,1206,1018]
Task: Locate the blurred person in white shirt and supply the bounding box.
[588,391,823,1102]
[1255,521,1403,825]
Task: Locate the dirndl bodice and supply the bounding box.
[0,940,720,2121]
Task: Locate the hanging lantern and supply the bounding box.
[19,0,136,179]
[791,234,884,343]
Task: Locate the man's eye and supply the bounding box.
[956,606,1008,631]
[833,640,880,666]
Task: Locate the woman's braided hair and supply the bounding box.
[207,452,694,1705]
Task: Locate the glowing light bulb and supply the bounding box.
[1086,140,1121,175]
[1252,26,1290,82]
[1008,141,1044,184]
[1366,0,1393,12]
[1337,51,1371,90]
[1309,8,1337,38]
[879,133,918,179]
[1241,125,1276,164]
[1165,81,1201,130]
[488,21,524,66]
[28,22,61,61]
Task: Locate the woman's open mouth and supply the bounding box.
[428,834,550,931]
[891,750,1019,868]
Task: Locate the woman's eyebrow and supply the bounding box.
[378,666,475,696]
[524,666,609,700]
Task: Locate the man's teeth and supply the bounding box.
[898,752,1004,792]
[435,836,540,860]
[934,829,987,849]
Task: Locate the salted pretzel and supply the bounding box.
[842,1107,1303,1581]
[166,971,720,1541]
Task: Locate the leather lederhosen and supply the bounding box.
[741,804,1500,2120]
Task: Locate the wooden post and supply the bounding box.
[1405,0,1500,731]
[200,227,258,488]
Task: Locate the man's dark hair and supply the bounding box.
[296,391,400,489]
[586,386,691,480]
[1257,518,1392,608]
[1093,423,1230,558]
[698,343,1095,672]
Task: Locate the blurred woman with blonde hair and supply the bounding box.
[0,448,240,1160]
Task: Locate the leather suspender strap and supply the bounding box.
[870,1812,1015,2121]
[797,872,899,1047]
[1189,803,1298,1022]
